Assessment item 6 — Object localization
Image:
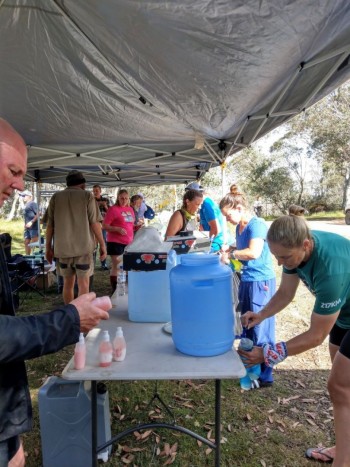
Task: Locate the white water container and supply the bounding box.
[128,250,176,322]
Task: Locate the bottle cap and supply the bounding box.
[115,326,123,336]
[102,330,110,341]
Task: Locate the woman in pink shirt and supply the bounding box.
[103,189,135,292]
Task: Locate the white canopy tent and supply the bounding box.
[1,0,350,187]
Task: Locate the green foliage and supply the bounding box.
[0,218,25,254]
[289,83,350,209]
[225,147,296,213]
[252,165,295,212]
[201,165,223,190]
[122,184,184,212]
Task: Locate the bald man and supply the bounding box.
[0,119,111,466]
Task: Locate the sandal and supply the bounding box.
[305,447,334,463]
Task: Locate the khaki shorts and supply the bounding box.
[58,254,94,278]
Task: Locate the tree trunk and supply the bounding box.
[6,192,20,220]
[342,165,350,209]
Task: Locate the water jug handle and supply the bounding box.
[46,378,81,398]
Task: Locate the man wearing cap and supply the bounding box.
[19,190,39,254]
[45,170,107,304]
[185,182,225,251]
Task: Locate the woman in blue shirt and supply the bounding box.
[219,191,276,386]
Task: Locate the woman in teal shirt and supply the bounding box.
[240,215,350,465]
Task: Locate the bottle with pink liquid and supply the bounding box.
[92,296,112,311]
[74,333,86,370]
[99,330,113,367]
[113,327,126,362]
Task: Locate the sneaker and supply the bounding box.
[258,378,273,388]
[251,379,260,389]
[101,265,109,271]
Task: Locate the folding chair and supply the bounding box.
[8,255,45,304]
[0,233,45,306]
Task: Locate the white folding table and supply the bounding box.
[62,295,245,466]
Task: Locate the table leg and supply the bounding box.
[215,379,221,467]
[91,379,222,466]
[91,380,97,467]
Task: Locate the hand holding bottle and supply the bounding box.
[71,292,111,333]
[238,338,261,390]
[237,342,264,367]
[92,296,112,311]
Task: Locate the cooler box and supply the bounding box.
[171,237,196,255]
[38,376,111,467]
[123,251,168,271]
[36,271,55,290]
[165,233,196,255]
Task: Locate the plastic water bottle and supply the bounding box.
[92,296,112,311]
[117,270,126,296]
[238,338,261,390]
[110,289,118,307]
[122,271,128,295]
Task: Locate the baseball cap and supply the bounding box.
[66,170,86,187]
[185,182,203,191]
[19,190,32,197]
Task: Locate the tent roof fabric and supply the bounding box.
[1,0,350,186]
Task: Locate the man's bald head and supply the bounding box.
[0,118,27,156]
[0,118,27,207]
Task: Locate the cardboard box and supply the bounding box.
[36,271,55,290]
[123,252,168,271]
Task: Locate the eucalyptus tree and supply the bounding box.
[290,83,350,209]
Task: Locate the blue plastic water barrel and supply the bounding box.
[170,253,234,356]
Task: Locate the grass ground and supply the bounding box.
[1,218,337,466]
[265,210,345,222]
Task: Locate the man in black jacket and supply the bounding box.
[0,118,111,466]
